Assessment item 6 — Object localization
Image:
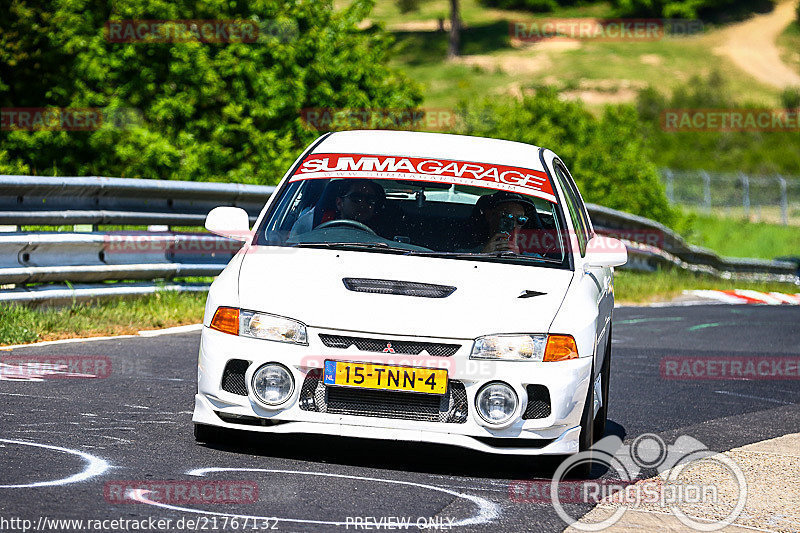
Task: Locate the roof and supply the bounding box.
[313,130,546,173]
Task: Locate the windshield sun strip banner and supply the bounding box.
[290,153,557,203]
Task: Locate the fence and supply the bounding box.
[0,174,796,304]
[661,169,800,225]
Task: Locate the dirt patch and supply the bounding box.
[639,54,663,65]
[713,0,800,89]
[390,19,450,32]
[560,89,638,104]
[510,38,583,51]
[453,53,552,76]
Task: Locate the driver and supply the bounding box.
[289,179,385,238]
[333,179,385,227]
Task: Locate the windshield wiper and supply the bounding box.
[404,250,562,263]
[289,242,408,253]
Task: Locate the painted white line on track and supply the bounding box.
[0,438,110,488]
[130,467,500,527]
[0,323,203,350]
[714,390,792,405]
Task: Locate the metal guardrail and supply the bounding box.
[0,232,237,284]
[587,203,799,282]
[0,175,273,226]
[0,175,796,304]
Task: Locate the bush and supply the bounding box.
[396,0,421,14]
[0,0,422,184]
[782,88,800,109]
[459,88,677,225]
[613,0,774,18]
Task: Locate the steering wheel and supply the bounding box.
[316,219,377,235]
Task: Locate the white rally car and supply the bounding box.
[193,130,626,460]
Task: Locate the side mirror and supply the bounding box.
[205,206,251,242]
[584,235,627,269]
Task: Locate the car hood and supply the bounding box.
[237,247,573,339]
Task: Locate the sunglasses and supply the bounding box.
[342,193,380,206]
[500,212,529,226]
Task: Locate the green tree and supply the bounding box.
[460,88,676,225]
[0,0,422,183]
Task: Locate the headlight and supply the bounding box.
[475,382,518,425]
[240,311,307,345]
[470,334,547,361]
[251,363,295,406]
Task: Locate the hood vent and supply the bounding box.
[342,278,456,298]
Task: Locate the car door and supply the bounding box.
[541,155,606,373]
[552,159,614,370]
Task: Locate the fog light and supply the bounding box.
[251,363,294,406]
[475,382,518,425]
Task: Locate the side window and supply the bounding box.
[554,164,588,257]
[558,163,593,237]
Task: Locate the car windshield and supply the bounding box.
[255,153,568,266]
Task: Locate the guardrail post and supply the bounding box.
[739,172,750,219]
[777,175,788,226]
[702,171,711,212]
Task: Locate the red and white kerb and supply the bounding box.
[291,153,556,203]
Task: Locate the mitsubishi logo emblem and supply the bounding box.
[383,342,396,353]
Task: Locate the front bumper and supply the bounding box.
[193,326,593,456]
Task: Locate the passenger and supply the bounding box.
[470,191,536,253]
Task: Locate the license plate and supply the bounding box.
[323,360,447,395]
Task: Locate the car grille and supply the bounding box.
[220,359,250,396]
[319,334,460,357]
[342,278,456,298]
[522,384,551,419]
[299,369,468,423]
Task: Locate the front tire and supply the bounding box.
[593,328,612,440]
[557,369,595,479]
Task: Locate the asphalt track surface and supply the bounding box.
[1,305,800,533]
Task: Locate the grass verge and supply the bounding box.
[682,213,800,260]
[615,269,799,304]
[0,291,207,346]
